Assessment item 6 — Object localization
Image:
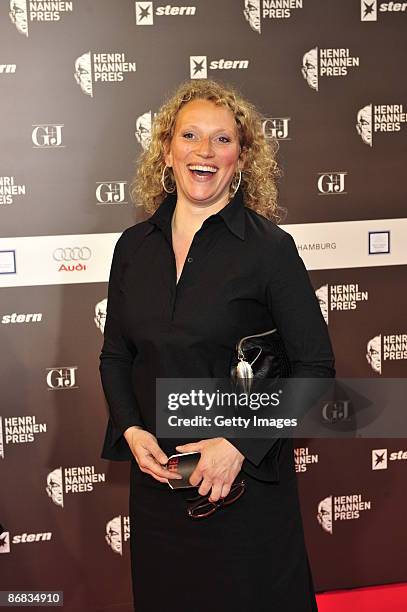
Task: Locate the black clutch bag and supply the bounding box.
[230,328,291,394]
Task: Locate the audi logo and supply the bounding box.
[53,247,92,261]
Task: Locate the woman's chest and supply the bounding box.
[120,232,272,346]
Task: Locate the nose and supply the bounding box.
[196,136,214,158]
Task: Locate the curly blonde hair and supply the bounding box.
[131,79,282,221]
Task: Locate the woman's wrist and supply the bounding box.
[123,425,144,442]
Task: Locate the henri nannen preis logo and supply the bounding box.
[105,515,130,555]
[356,103,407,146]
[74,51,136,97]
[46,465,106,508]
[317,493,372,534]
[301,47,360,92]
[366,333,407,375]
[0,415,47,459]
[316,282,368,324]
[94,298,107,334]
[243,0,304,34]
[9,0,73,37]
[0,176,26,206]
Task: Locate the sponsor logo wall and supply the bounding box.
[0,0,405,609]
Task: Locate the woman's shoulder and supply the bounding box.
[110,221,154,272]
[115,220,153,253]
[244,207,294,249]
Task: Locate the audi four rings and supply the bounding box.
[53,247,92,261]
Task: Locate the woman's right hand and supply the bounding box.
[123,426,182,484]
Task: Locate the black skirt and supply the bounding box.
[129,439,318,612]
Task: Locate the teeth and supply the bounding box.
[188,165,217,173]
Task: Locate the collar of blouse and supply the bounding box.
[147,188,246,241]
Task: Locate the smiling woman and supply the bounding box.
[164,99,241,209]
[100,79,334,611]
[131,79,282,221]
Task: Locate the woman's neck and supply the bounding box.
[171,194,229,238]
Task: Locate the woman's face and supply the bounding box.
[165,99,241,208]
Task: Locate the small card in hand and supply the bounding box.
[166,451,200,489]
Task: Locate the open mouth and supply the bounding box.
[188,164,218,177]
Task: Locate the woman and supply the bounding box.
[100,79,335,611]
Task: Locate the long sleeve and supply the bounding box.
[100,232,144,461]
[230,231,335,475]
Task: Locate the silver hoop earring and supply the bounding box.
[230,170,242,199]
[161,165,176,194]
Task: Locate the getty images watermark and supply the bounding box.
[155,378,407,439]
[166,387,297,431]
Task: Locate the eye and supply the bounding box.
[182,132,195,140]
[217,136,231,143]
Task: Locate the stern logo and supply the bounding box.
[361,0,378,20]
[372,447,407,469]
[190,55,249,79]
[361,0,407,21]
[190,56,207,79]
[0,525,52,553]
[0,529,10,553]
[135,2,196,24]
[372,448,387,469]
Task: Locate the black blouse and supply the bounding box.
[100,190,335,478]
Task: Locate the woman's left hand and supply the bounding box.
[175,438,245,502]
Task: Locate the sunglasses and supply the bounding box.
[185,479,246,519]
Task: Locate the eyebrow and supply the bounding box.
[178,124,236,134]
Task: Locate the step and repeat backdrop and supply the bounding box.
[1,1,406,610]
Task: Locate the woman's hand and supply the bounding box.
[124,426,182,484]
[175,438,245,502]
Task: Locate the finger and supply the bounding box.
[220,483,231,500]
[140,453,181,479]
[145,442,169,466]
[141,467,168,484]
[175,442,202,452]
[188,466,204,487]
[208,481,223,503]
[198,478,213,498]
